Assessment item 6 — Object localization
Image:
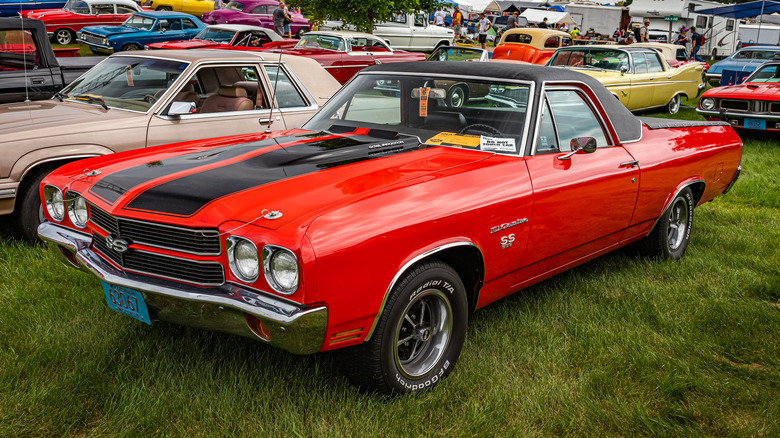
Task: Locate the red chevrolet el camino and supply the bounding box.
[39,62,742,394]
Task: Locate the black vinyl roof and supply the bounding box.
[362,61,642,144]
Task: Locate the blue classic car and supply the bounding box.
[706,45,780,86]
[0,0,65,17]
[78,11,205,53]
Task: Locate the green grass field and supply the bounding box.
[0,108,778,436]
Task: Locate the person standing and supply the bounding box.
[213,0,223,9]
[477,12,491,50]
[570,26,579,38]
[675,27,690,46]
[282,2,293,38]
[612,27,621,40]
[434,8,446,26]
[639,19,649,42]
[505,11,518,31]
[691,26,704,62]
[273,2,286,36]
[539,17,549,29]
[452,6,463,41]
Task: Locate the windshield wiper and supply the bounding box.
[53,91,67,101]
[73,94,109,110]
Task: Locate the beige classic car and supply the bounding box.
[547,45,703,114]
[0,50,341,240]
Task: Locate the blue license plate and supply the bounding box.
[101,281,151,325]
[744,118,766,130]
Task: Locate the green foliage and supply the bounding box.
[289,0,445,33]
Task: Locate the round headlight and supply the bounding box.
[66,192,89,228]
[701,97,716,110]
[43,185,65,222]
[228,237,259,282]
[262,246,299,294]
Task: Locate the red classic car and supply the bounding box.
[263,31,426,84]
[39,62,742,394]
[697,61,780,132]
[145,23,294,50]
[24,0,143,44]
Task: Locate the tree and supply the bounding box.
[288,0,446,33]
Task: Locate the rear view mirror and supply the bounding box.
[411,88,447,99]
[557,137,597,160]
[168,101,196,116]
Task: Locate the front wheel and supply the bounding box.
[122,43,142,51]
[295,27,308,38]
[156,6,172,11]
[667,94,681,114]
[338,259,468,395]
[447,84,468,107]
[637,187,695,259]
[12,166,53,241]
[54,28,75,45]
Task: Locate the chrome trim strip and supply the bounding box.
[645,179,705,237]
[39,222,327,355]
[0,188,16,199]
[364,241,478,342]
[20,155,101,181]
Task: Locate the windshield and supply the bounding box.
[123,15,156,30]
[225,1,245,11]
[195,28,237,43]
[303,74,531,155]
[295,34,346,51]
[64,0,90,13]
[747,64,780,82]
[428,47,484,62]
[60,57,189,112]
[549,49,629,72]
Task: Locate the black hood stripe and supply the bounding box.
[120,131,422,218]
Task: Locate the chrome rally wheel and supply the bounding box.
[394,289,453,379]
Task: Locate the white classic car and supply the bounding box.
[321,12,454,51]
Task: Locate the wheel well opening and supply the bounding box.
[689,181,706,205]
[432,245,484,313]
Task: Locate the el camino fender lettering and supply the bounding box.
[365,241,478,342]
[646,179,704,237]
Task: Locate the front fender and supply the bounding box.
[13,145,114,182]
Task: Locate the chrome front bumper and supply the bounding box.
[697,109,780,129]
[38,222,327,355]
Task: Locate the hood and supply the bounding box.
[81,129,491,229]
[27,9,75,20]
[566,68,623,83]
[150,39,224,49]
[705,82,780,99]
[0,100,140,143]
[710,59,766,74]
[81,25,140,37]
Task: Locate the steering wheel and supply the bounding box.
[143,94,158,103]
[458,123,503,137]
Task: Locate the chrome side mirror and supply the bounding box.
[168,101,196,116]
[557,137,597,160]
[620,65,628,75]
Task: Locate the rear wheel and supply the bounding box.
[338,259,468,395]
[54,28,75,45]
[447,84,468,108]
[122,43,142,51]
[667,94,681,114]
[295,27,308,38]
[637,187,694,260]
[156,6,172,11]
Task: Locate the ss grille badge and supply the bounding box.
[105,234,129,253]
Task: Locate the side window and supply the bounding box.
[263,65,308,108]
[168,19,182,31]
[252,5,267,14]
[116,5,137,13]
[632,52,648,74]
[93,4,115,14]
[645,53,665,73]
[546,90,609,149]
[696,15,707,29]
[190,65,268,113]
[536,99,559,153]
[182,19,197,29]
[505,33,532,44]
[0,30,41,71]
[544,37,559,48]
[732,50,751,60]
[726,19,734,31]
[561,37,572,47]
[389,14,407,24]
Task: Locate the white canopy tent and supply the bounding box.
[520,8,577,26]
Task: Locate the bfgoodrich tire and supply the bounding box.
[638,187,695,260]
[12,166,52,242]
[338,259,468,395]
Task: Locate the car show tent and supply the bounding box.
[520,8,577,26]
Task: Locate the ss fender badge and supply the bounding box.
[500,234,515,249]
[490,218,528,234]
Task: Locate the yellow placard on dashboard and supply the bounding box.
[426,132,481,148]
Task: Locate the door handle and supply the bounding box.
[649,77,654,80]
[259,118,273,124]
[30,77,44,85]
[619,160,639,168]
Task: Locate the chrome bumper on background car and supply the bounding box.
[38,222,327,355]
[698,109,780,130]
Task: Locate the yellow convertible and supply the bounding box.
[547,45,703,114]
[150,0,214,17]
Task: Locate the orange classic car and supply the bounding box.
[491,28,573,65]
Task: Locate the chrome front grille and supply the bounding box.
[92,233,225,286]
[80,33,104,45]
[89,205,221,256]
